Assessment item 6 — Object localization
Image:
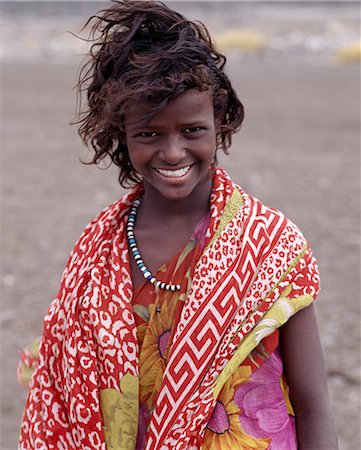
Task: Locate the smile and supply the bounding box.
[154,165,193,178]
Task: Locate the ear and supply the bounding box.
[213,149,219,166]
[208,151,218,177]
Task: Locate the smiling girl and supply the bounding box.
[19,1,337,449]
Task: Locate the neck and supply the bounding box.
[140,178,212,223]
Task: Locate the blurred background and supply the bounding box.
[1,1,360,448]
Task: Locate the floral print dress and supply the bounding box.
[19,169,319,449]
[132,214,297,450]
[18,213,297,450]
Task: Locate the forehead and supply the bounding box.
[124,89,214,130]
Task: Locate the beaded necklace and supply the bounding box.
[126,197,181,292]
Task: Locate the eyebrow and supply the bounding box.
[181,121,209,127]
[139,120,210,129]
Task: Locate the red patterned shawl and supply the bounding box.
[19,168,319,449]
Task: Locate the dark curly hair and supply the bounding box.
[75,0,244,187]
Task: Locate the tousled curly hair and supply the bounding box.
[75,0,244,187]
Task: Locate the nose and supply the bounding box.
[159,134,186,165]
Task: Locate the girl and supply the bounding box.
[19,1,337,449]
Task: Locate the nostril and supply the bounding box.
[160,147,186,165]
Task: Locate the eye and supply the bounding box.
[184,127,204,134]
[136,131,158,138]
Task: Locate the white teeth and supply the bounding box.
[155,165,192,177]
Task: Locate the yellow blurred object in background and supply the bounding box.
[337,41,361,62]
[215,30,267,53]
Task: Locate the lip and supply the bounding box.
[153,163,196,179]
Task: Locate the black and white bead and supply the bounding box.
[126,197,181,292]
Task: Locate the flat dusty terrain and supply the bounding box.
[1,2,360,449]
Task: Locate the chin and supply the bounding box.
[158,187,195,202]
[144,168,212,203]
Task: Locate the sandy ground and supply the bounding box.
[1,2,360,449]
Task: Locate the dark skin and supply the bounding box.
[124,90,338,446]
[130,228,339,448]
[129,183,211,291]
[280,305,338,449]
[124,90,216,290]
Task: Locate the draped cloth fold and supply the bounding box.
[19,168,320,450]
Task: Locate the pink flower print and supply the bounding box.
[234,349,297,450]
[207,401,230,433]
[158,330,171,360]
[192,211,211,250]
[136,402,149,450]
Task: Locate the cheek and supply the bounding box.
[126,142,141,167]
[201,137,217,163]
[129,155,143,173]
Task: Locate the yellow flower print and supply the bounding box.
[137,322,148,345]
[203,366,270,450]
[100,372,139,450]
[17,337,41,387]
[214,289,314,399]
[139,295,177,409]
